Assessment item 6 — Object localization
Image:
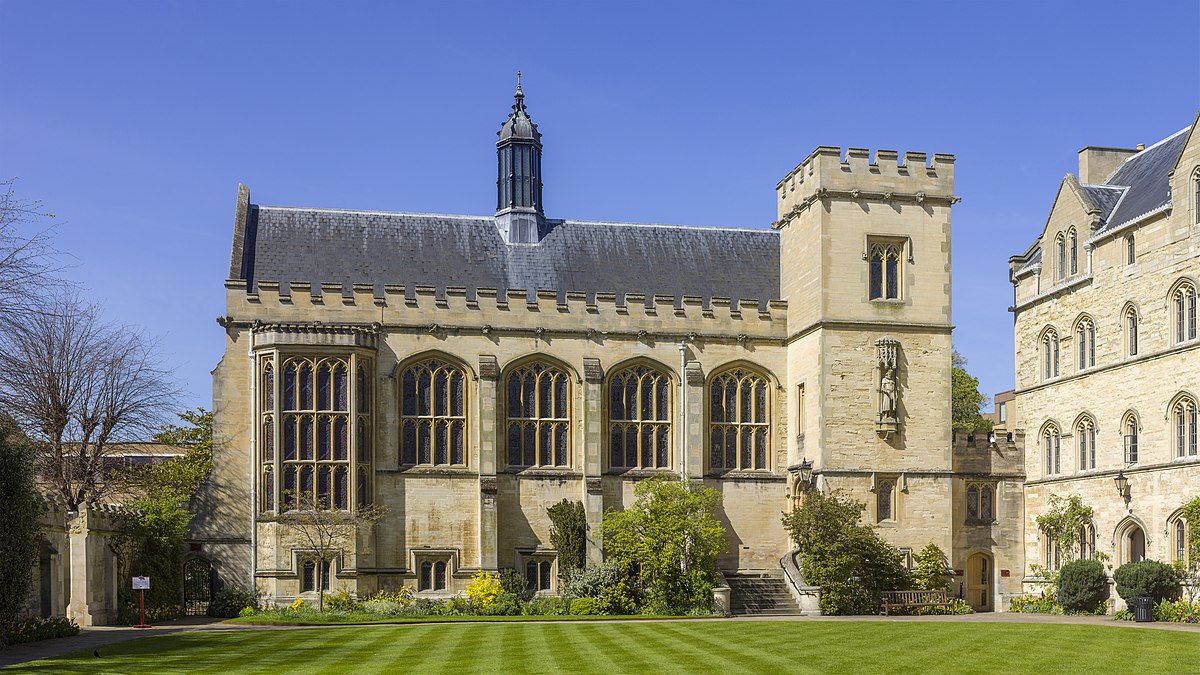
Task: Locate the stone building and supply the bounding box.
[196,82,1024,611]
[1008,113,1200,602]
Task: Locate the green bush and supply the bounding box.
[498,567,533,602]
[237,607,257,618]
[1056,559,1109,613]
[209,587,259,618]
[1153,598,1200,623]
[522,596,571,616]
[4,616,79,644]
[323,588,359,613]
[1113,560,1178,603]
[911,543,951,591]
[547,500,588,577]
[480,592,522,616]
[0,419,41,645]
[569,598,599,615]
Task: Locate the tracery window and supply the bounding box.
[965,482,994,523]
[876,478,896,523]
[1043,424,1061,476]
[265,355,369,512]
[301,560,331,593]
[506,362,570,468]
[1173,395,1198,458]
[868,241,903,300]
[1076,318,1095,370]
[419,560,448,591]
[608,364,671,470]
[1174,282,1197,344]
[1042,329,1060,380]
[709,367,771,471]
[1078,523,1096,561]
[1068,228,1078,276]
[1077,417,1096,471]
[1126,234,1136,265]
[1126,307,1139,357]
[1176,519,1188,564]
[1123,413,1139,464]
[400,358,466,466]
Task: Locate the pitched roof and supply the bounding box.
[235,206,781,303]
[1096,127,1190,234]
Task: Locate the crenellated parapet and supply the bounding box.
[773,146,958,228]
[223,278,789,345]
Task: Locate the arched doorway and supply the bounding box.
[1128,527,1146,563]
[965,552,993,612]
[183,558,213,616]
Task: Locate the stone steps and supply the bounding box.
[725,570,803,616]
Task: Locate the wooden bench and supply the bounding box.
[879,590,953,615]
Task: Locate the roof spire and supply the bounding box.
[513,69,525,112]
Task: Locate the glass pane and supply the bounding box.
[724,383,736,424]
[335,467,348,510]
[538,424,552,466]
[357,469,368,508]
[403,421,416,464]
[711,383,724,423]
[334,365,348,411]
[265,366,275,410]
[886,256,898,298]
[334,417,348,461]
[538,374,552,418]
[318,417,332,461]
[554,376,567,419]
[356,417,368,463]
[641,426,653,468]
[555,424,567,466]
[450,372,464,417]
[725,427,737,469]
[610,427,624,467]
[657,379,669,421]
[318,365,331,411]
[625,427,637,468]
[300,417,314,460]
[711,427,724,468]
[981,486,993,521]
[640,379,653,421]
[507,423,522,465]
[870,255,883,299]
[755,428,767,469]
[300,466,313,503]
[418,424,432,464]
[526,562,536,591]
[299,364,313,410]
[283,467,296,508]
[624,379,637,421]
[421,562,432,591]
[403,371,417,416]
[357,366,369,414]
[540,561,551,590]
[967,486,979,519]
[656,426,668,468]
[318,466,331,507]
[740,427,751,469]
[284,416,296,460]
[523,375,536,418]
[417,371,431,417]
[755,382,767,423]
[284,365,297,410]
[435,423,448,465]
[451,421,464,465]
[508,377,523,418]
[610,381,624,421]
[524,424,536,466]
[264,469,274,511]
[264,418,274,461]
[434,372,448,417]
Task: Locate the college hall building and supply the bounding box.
[187,84,1188,615]
[1008,112,1200,594]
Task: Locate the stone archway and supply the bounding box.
[1114,517,1149,565]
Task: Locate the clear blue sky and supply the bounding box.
[2,1,1197,411]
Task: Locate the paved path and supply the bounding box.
[2,612,1196,667]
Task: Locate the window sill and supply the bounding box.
[965,518,996,526]
[502,468,582,478]
[704,470,785,481]
[604,468,678,478]
[390,466,474,476]
[869,298,904,306]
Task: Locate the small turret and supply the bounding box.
[496,72,546,243]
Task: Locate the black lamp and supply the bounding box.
[798,458,813,490]
[1114,470,1129,498]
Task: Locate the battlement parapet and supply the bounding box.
[225,280,790,343]
[774,146,958,226]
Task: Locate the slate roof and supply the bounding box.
[1080,184,1124,221]
[235,207,781,303]
[1097,127,1189,234]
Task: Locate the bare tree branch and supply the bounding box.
[0,177,70,330]
[0,292,179,507]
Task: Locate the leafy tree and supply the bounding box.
[113,408,214,620]
[599,475,726,613]
[547,499,586,577]
[952,350,993,431]
[782,490,910,615]
[1035,494,1094,567]
[0,417,41,645]
[911,543,951,592]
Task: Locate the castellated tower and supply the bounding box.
[775,147,958,557]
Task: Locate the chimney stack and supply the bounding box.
[1078,146,1140,184]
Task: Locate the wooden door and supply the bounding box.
[966,553,993,612]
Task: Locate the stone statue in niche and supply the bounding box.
[875,337,901,437]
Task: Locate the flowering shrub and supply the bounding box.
[465,572,503,609]
[1009,590,1063,614]
[1153,598,1200,623]
[288,598,306,612]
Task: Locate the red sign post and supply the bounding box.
[132,576,151,628]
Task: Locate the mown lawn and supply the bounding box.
[8,621,1199,674]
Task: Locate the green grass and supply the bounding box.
[8,621,1200,674]
[224,612,688,625]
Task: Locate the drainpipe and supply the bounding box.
[248,329,256,590]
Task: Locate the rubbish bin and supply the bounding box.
[1131,596,1155,622]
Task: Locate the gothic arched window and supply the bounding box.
[709,367,771,471]
[1174,281,1197,344]
[1125,306,1139,357]
[1173,394,1198,458]
[1068,228,1078,276]
[1076,416,1096,470]
[868,241,903,300]
[1123,413,1139,464]
[505,361,570,468]
[608,363,671,470]
[1079,523,1096,560]
[272,356,356,511]
[400,357,467,466]
[1076,317,1095,370]
[1042,329,1060,380]
[1043,424,1061,476]
[1055,234,1066,281]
